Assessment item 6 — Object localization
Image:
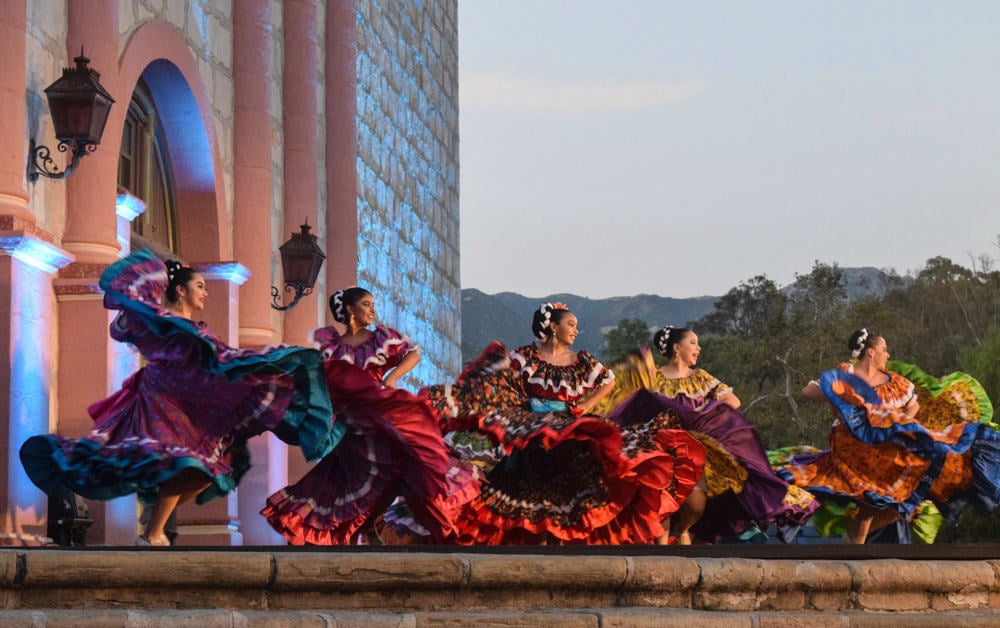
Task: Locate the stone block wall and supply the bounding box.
[355,0,461,386]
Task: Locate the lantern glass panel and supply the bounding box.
[281,252,315,286]
[49,94,97,141]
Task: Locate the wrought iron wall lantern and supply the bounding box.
[28,50,115,182]
[271,220,326,311]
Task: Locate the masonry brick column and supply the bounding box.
[324,0,359,323]
[46,0,130,547]
[0,0,31,222]
[282,0,323,487]
[0,220,74,545]
[281,0,322,347]
[232,0,287,546]
[61,0,121,264]
[174,262,250,546]
[233,0,275,348]
[53,195,148,547]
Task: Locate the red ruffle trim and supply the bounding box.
[261,359,458,544]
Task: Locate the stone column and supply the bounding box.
[0,220,74,545]
[53,194,147,546]
[324,0,359,322]
[281,0,322,347]
[282,0,322,486]
[61,0,121,264]
[233,0,275,348]
[53,0,127,546]
[0,0,31,222]
[174,261,250,546]
[232,0,287,546]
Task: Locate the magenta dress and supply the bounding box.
[20,249,338,506]
[261,325,476,544]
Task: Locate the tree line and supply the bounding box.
[602,247,1000,540]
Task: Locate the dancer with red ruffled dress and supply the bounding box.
[20,249,338,546]
[262,287,477,544]
[429,303,705,544]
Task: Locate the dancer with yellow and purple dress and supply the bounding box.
[603,325,819,543]
[781,328,1000,543]
[428,303,706,544]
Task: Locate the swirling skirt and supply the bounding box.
[261,360,465,544]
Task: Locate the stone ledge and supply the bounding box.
[272,552,465,591]
[3,550,1000,613]
[21,551,272,589]
[0,609,999,628]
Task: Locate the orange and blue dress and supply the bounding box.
[780,362,1000,519]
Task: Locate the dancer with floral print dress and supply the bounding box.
[783,328,1000,543]
[428,303,705,544]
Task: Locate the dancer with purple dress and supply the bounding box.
[262,287,477,544]
[20,249,338,546]
[605,326,819,543]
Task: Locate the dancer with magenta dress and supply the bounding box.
[603,326,819,543]
[783,328,1000,543]
[262,287,477,544]
[429,302,705,544]
[20,249,338,546]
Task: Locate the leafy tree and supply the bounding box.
[697,275,786,339]
[959,327,1000,411]
[603,318,655,364]
[688,246,1000,540]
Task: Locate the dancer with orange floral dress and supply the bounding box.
[783,328,1000,543]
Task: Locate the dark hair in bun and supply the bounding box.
[531,302,572,341]
[847,328,880,360]
[652,325,691,360]
[329,286,372,324]
[164,260,197,304]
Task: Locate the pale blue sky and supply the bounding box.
[458,1,1000,298]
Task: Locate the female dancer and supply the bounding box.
[261,287,473,544]
[604,326,818,543]
[786,328,997,543]
[429,303,705,544]
[20,249,337,546]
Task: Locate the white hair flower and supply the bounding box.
[850,328,870,360]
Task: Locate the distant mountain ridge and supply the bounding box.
[460,290,717,363]
[461,267,904,364]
